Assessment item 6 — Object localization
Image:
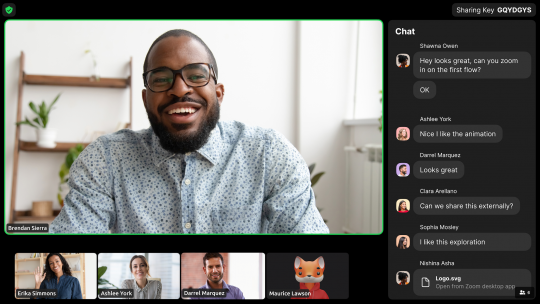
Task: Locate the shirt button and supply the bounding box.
[185,223,191,228]
[186,152,191,156]
[185,179,191,185]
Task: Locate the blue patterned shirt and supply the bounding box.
[49,121,329,234]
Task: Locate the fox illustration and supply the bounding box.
[292,256,329,299]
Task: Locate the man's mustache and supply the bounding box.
[158,95,207,113]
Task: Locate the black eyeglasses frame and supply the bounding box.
[142,63,217,93]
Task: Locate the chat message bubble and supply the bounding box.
[413,197,520,215]
[413,52,531,79]
[413,233,531,251]
[413,269,531,296]
[413,161,464,179]
[413,125,502,143]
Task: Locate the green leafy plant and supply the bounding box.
[85,49,100,81]
[58,144,85,207]
[15,93,61,129]
[59,144,85,184]
[308,163,327,223]
[378,90,383,132]
[97,266,119,292]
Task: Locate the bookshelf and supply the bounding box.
[9,51,133,223]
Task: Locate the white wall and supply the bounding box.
[5,20,382,233]
[85,253,97,299]
[228,253,264,299]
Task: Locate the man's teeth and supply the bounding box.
[168,108,197,114]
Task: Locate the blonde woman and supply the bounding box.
[397,128,408,141]
[121,255,162,299]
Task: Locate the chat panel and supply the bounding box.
[388,20,535,299]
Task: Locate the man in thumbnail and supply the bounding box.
[398,164,408,177]
[49,29,328,234]
[190,253,245,300]
[397,54,409,68]
[397,272,409,285]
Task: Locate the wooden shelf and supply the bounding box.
[19,141,90,152]
[13,210,61,222]
[16,270,82,276]
[24,74,129,88]
[14,257,41,262]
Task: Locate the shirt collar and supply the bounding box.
[150,125,222,167]
[204,279,230,290]
[134,279,149,293]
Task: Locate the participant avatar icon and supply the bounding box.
[396,199,410,213]
[396,271,410,285]
[291,256,329,299]
[396,54,410,68]
[396,127,410,141]
[396,235,410,249]
[396,163,410,177]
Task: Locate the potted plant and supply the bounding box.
[98,266,119,294]
[308,163,327,223]
[58,144,85,207]
[15,93,61,148]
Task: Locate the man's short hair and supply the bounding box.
[143,29,218,80]
[398,272,408,280]
[203,252,224,267]
[399,165,406,170]
[398,55,408,63]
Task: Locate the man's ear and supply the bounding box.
[202,266,206,274]
[215,83,224,106]
[142,89,148,111]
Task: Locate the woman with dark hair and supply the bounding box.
[398,272,409,285]
[398,201,409,213]
[398,236,408,249]
[397,128,408,141]
[33,253,83,299]
[121,255,162,299]
[398,55,409,68]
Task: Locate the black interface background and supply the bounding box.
[2,1,536,302]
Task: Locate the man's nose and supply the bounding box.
[168,74,192,97]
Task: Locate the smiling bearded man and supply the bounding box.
[50,29,329,234]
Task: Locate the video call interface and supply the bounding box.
[3,2,536,301]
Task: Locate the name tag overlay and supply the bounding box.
[17,289,57,298]
[268,289,312,299]
[7,224,49,232]
[99,289,134,298]
[182,289,228,298]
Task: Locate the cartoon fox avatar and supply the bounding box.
[291,256,329,299]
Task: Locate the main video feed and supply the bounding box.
[5,20,382,234]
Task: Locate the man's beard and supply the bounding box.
[147,95,220,154]
[207,271,223,283]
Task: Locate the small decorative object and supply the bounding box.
[72,259,81,271]
[15,93,61,148]
[32,201,53,217]
[85,49,100,81]
[58,144,85,207]
[308,163,327,223]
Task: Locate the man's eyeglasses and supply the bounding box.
[143,63,217,93]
